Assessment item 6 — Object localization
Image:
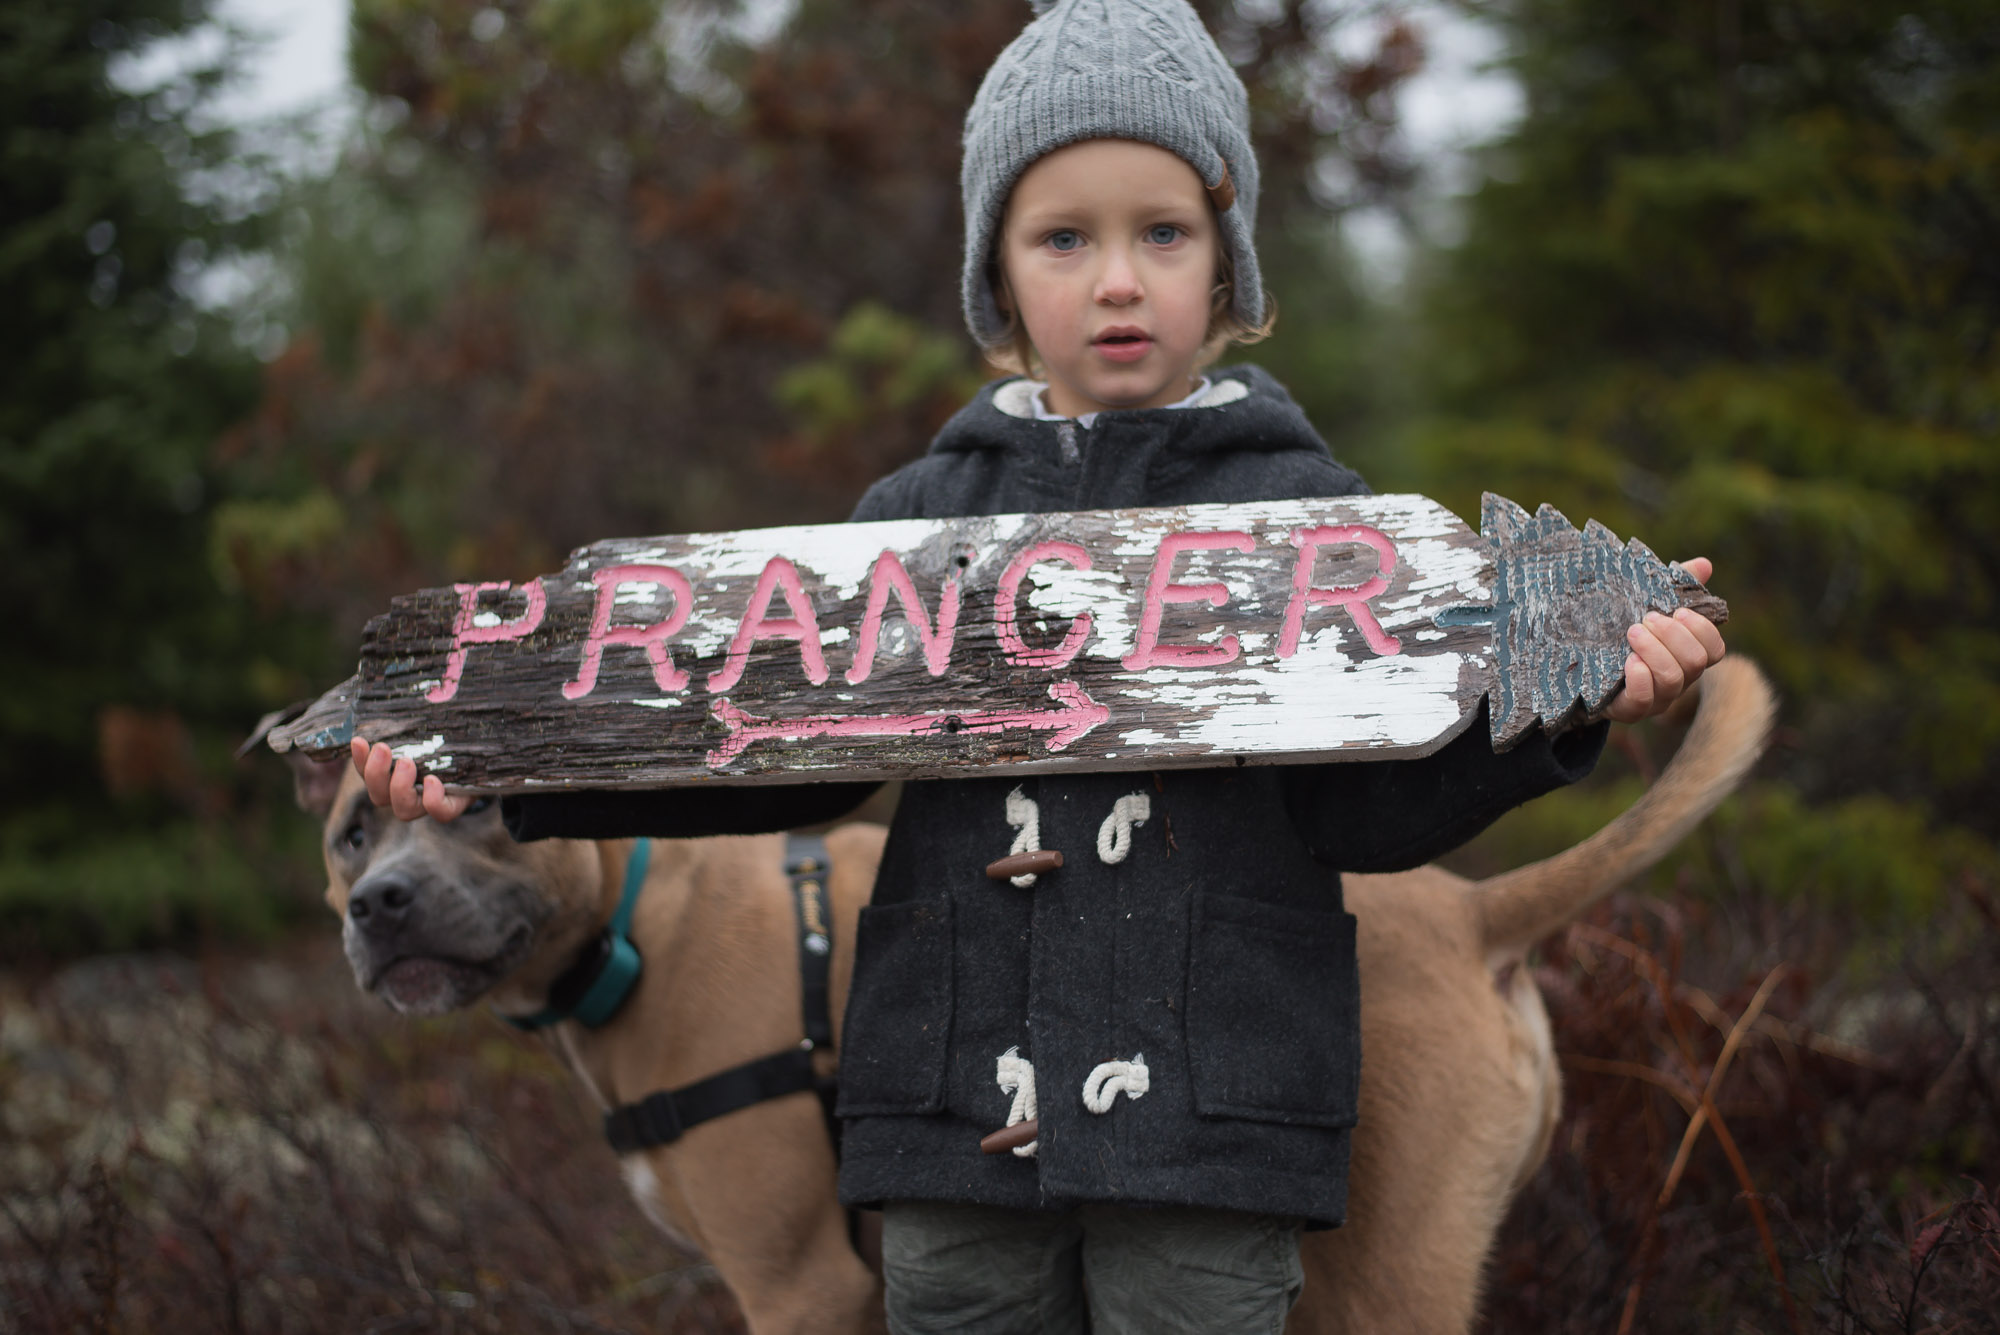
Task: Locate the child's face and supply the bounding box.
[997,139,1220,418]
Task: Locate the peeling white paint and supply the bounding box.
[613,582,664,606]
[392,734,447,760]
[347,494,1525,783]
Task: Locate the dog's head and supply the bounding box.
[287,752,607,1017]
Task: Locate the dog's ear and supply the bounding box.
[240,703,347,817]
[285,751,348,817]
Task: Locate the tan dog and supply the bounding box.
[1297,657,1774,1333]
[286,766,890,1335]
[285,656,1772,1335]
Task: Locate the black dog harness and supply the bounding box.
[597,834,840,1156]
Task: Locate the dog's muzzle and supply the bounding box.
[345,864,538,1015]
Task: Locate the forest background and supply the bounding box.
[3,0,1996,1330]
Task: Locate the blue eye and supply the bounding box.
[1147,224,1181,245]
[1047,230,1082,252]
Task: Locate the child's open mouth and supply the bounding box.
[1094,328,1153,363]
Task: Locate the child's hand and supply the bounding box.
[1604,557,1727,724]
[350,737,482,823]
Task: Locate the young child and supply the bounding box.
[360,2,1724,1329]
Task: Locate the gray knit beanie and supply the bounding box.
[960,0,1263,348]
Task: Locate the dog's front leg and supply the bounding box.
[653,1099,883,1335]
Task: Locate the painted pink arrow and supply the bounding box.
[706,681,1110,768]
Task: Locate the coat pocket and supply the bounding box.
[1185,891,1361,1128]
[835,898,955,1116]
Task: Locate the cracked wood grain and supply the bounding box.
[268,493,1723,791]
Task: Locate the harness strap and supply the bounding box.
[506,838,650,1032]
[603,1048,819,1154]
[785,834,835,1053]
[601,833,843,1156]
[785,833,842,1154]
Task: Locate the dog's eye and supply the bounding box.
[463,797,494,816]
[341,823,366,851]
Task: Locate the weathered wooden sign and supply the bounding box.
[267,493,1724,791]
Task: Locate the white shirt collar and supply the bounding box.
[989,375,1250,425]
[1029,377,1212,429]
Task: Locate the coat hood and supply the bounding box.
[928,364,1331,461]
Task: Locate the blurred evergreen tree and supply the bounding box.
[1399,0,1998,920]
[0,0,317,952]
[2,0,262,811]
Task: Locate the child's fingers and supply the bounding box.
[1672,607,1726,665]
[1680,556,1714,585]
[1643,611,1711,682]
[389,758,430,822]
[1606,653,1655,724]
[1627,615,1689,704]
[421,775,473,823]
[359,741,399,808]
[354,736,466,823]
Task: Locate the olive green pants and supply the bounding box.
[880,1201,1304,1335]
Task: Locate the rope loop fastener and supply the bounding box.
[993,1047,1040,1158]
[1082,1055,1150,1113]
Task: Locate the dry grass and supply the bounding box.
[4,875,1994,1331]
[0,937,743,1334]
[1478,878,2000,1334]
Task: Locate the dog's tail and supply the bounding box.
[1472,657,1776,955]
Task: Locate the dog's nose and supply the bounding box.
[348,875,418,935]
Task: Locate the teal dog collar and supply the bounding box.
[505,838,650,1031]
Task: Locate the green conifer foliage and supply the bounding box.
[1399,0,1998,915]
[0,0,316,950]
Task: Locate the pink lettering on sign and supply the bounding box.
[426,580,549,704]
[995,542,1094,670]
[563,564,696,700]
[708,681,1108,768]
[846,548,964,685]
[1277,525,1403,659]
[1122,530,1255,670]
[706,556,829,693]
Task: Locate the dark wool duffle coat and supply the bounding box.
[504,365,1605,1227]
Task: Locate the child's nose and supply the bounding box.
[1094,246,1143,305]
